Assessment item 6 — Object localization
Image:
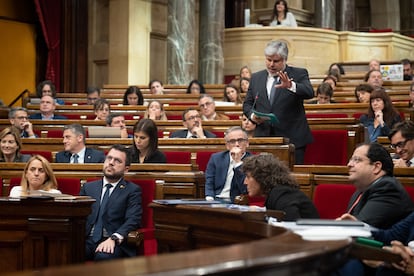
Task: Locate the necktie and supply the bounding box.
[347,192,363,214]
[407,160,412,167]
[269,77,279,104]
[92,184,112,242]
[73,154,79,164]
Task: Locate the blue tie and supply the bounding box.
[92,183,112,242]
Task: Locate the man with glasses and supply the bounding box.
[198,94,229,121]
[86,86,101,105]
[9,107,37,138]
[170,108,216,138]
[80,144,141,261]
[205,126,252,202]
[389,121,414,168]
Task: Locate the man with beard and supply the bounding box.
[389,120,414,168]
[80,144,142,261]
[169,108,216,138]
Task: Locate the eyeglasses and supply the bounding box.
[105,155,123,165]
[348,156,368,164]
[185,115,201,121]
[199,102,213,108]
[226,138,248,145]
[15,116,28,120]
[390,139,410,150]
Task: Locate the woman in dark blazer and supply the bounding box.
[0,127,31,163]
[242,153,319,221]
[130,119,166,163]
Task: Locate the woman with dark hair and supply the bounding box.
[123,86,144,105]
[360,89,402,142]
[0,127,31,162]
[328,63,345,75]
[130,119,166,163]
[269,0,297,27]
[354,84,373,103]
[186,80,206,94]
[223,83,243,104]
[242,154,319,221]
[240,77,250,94]
[36,80,64,105]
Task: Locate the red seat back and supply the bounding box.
[304,130,349,165]
[165,151,191,164]
[46,130,63,138]
[404,186,414,203]
[313,184,356,219]
[57,178,81,195]
[196,151,215,172]
[20,150,53,162]
[211,131,225,138]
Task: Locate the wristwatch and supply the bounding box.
[110,234,119,243]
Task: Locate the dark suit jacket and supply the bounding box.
[169,129,217,138]
[131,149,167,163]
[373,212,414,245]
[55,148,106,163]
[29,113,68,120]
[80,178,142,257]
[348,176,414,229]
[205,151,252,202]
[243,66,314,148]
[265,185,320,221]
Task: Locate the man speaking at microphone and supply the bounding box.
[243,40,314,164]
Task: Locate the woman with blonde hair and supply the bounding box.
[0,127,31,162]
[9,155,61,197]
[144,100,168,120]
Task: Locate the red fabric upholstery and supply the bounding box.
[227,114,241,120]
[404,186,414,203]
[166,115,182,120]
[57,178,81,195]
[306,113,348,119]
[211,131,225,138]
[165,151,191,164]
[168,102,197,106]
[129,179,157,256]
[21,150,53,162]
[46,129,63,138]
[304,130,349,165]
[249,196,265,207]
[369,28,393,33]
[313,184,356,219]
[196,151,215,172]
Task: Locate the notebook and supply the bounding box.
[88,126,121,138]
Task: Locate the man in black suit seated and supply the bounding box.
[28,95,67,120]
[55,124,105,163]
[169,108,216,138]
[80,144,142,261]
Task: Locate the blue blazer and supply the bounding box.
[29,113,68,120]
[205,151,252,202]
[170,129,217,138]
[373,212,414,245]
[80,178,142,257]
[55,148,106,163]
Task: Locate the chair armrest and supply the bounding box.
[128,230,144,247]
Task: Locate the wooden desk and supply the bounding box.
[0,197,94,273]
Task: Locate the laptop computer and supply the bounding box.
[87,126,121,138]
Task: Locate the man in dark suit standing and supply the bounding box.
[55,124,105,163]
[243,40,314,164]
[205,126,252,202]
[80,144,142,261]
[28,95,67,120]
[169,108,216,138]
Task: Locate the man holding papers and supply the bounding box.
[243,40,313,164]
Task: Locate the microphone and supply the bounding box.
[252,94,259,110]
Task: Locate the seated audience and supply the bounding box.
[143,100,168,121]
[9,155,61,197]
[205,126,252,202]
[269,0,297,27]
[130,118,166,163]
[354,83,373,103]
[388,120,414,168]
[170,108,216,138]
[199,94,229,120]
[80,144,141,261]
[86,86,101,105]
[337,143,414,228]
[410,82,414,108]
[223,83,243,104]
[365,69,384,91]
[29,95,67,120]
[36,80,64,105]
[241,113,256,138]
[186,79,205,94]
[402,58,413,81]
[369,58,381,71]
[148,80,164,95]
[240,65,252,79]
[328,62,345,76]
[0,127,31,162]
[242,153,319,220]
[106,113,130,138]
[308,82,335,104]
[55,124,105,163]
[94,98,110,121]
[9,107,36,138]
[240,77,250,94]
[359,89,401,142]
[123,86,144,105]
[323,74,337,90]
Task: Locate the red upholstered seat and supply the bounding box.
[165,151,191,164]
[166,115,182,120]
[129,179,157,256]
[57,178,81,195]
[304,130,349,165]
[313,184,356,219]
[196,151,215,172]
[306,113,348,119]
[404,186,414,203]
[21,150,53,162]
[46,129,63,138]
[211,131,225,138]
